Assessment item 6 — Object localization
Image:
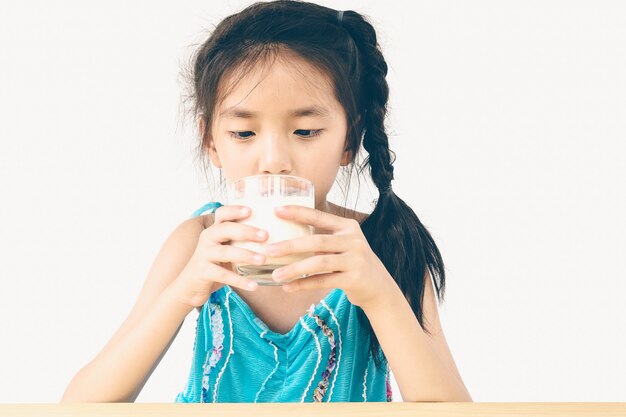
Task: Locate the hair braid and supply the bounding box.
[338,10,446,371]
[340,12,395,194]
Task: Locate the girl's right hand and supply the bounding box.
[170,205,268,309]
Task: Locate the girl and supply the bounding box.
[62,0,471,403]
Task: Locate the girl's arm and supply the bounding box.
[61,217,205,402]
[364,270,473,402]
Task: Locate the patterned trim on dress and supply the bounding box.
[201,293,224,403]
[298,316,322,402]
[386,363,393,402]
[362,352,372,402]
[320,300,342,402]
[254,330,280,403]
[306,304,337,402]
[213,287,235,402]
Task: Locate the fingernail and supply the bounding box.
[253,254,264,264]
[241,207,250,215]
[275,206,286,213]
[273,269,283,280]
[247,281,258,290]
[257,230,267,239]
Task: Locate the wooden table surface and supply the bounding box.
[1,402,624,416]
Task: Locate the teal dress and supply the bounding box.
[175,202,393,403]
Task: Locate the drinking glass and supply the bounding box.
[227,174,315,286]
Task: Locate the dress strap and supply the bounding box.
[190,201,223,218]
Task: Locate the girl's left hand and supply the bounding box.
[265,205,396,312]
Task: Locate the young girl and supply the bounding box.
[62,0,471,403]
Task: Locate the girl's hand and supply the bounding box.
[266,205,396,312]
[170,205,268,308]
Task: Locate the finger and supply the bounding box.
[214,204,253,225]
[272,253,346,283]
[282,272,345,293]
[200,244,267,269]
[265,233,352,258]
[201,220,269,245]
[274,205,355,232]
[206,262,259,291]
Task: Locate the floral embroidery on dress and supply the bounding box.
[201,295,225,403]
[385,365,393,402]
[307,304,337,402]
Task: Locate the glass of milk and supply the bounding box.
[227,174,315,286]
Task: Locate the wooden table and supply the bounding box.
[1,403,624,416]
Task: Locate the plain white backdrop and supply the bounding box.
[1,0,624,403]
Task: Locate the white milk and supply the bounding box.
[230,195,314,285]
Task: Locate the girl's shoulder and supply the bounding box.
[199,213,214,229]
[327,201,369,224]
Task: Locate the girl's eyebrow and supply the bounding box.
[220,105,330,119]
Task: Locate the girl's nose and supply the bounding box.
[258,134,292,175]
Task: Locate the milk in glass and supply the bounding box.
[229,175,314,286]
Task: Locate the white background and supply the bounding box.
[1,0,624,403]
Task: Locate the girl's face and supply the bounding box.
[206,53,351,211]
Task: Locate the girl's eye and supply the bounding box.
[229,131,255,140]
[295,129,323,139]
[228,129,323,141]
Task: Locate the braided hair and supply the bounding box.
[182,0,446,371]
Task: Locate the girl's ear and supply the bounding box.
[340,149,353,166]
[340,114,361,166]
[208,141,223,168]
[198,115,223,168]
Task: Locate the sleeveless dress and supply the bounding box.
[175,201,393,403]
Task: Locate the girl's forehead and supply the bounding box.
[217,54,337,112]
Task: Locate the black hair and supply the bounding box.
[181,0,446,371]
